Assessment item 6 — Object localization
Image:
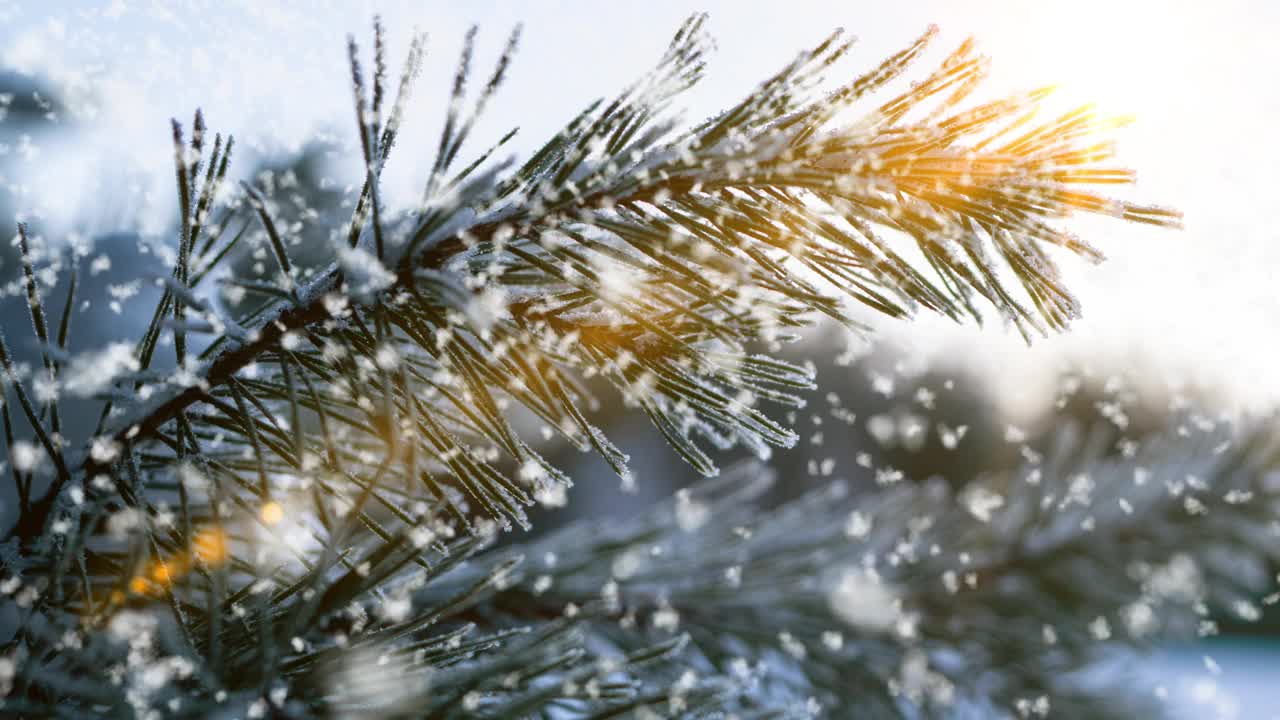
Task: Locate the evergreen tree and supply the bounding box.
[5,14,1269,719]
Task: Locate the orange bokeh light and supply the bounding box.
[111,527,231,607]
[260,501,284,526]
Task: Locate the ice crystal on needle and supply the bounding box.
[60,341,138,398]
[829,568,900,633]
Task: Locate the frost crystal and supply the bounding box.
[895,649,954,706]
[674,490,709,532]
[90,436,122,463]
[962,486,1005,523]
[1123,602,1156,637]
[337,245,396,299]
[821,631,844,651]
[10,441,43,472]
[652,605,680,632]
[0,656,13,697]
[380,594,412,623]
[410,526,436,549]
[107,507,143,539]
[535,481,568,508]
[61,342,139,398]
[828,568,898,633]
[844,510,872,539]
[1147,553,1204,603]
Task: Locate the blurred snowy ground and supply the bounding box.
[1144,640,1280,720]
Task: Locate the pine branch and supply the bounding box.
[11,15,1175,546]
[0,14,1190,718]
[438,419,1279,717]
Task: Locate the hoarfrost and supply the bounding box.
[844,510,872,539]
[61,342,139,398]
[535,482,568,508]
[10,441,43,472]
[962,486,1005,523]
[674,489,709,532]
[337,245,396,300]
[828,568,898,633]
[1088,616,1111,640]
[1147,553,1203,603]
